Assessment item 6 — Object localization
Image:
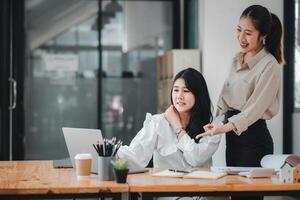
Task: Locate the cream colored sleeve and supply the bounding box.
[216,83,229,117]
[228,63,281,135]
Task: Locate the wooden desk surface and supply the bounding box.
[127,169,300,193]
[0,160,128,196]
[2,162,300,197]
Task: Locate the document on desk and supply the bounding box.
[211,166,261,175]
[152,169,227,179]
[152,169,187,178]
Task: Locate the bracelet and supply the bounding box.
[174,127,183,135]
[177,129,187,140]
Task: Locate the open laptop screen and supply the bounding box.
[62,127,103,173]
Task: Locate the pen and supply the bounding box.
[93,144,99,155]
[93,138,123,157]
[112,141,122,157]
[168,169,190,173]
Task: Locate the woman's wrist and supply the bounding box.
[215,122,235,134]
[172,122,182,130]
[177,129,186,140]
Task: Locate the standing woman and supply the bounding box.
[195,5,284,200]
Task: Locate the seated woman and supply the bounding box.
[117,68,221,171]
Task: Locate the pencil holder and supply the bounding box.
[98,156,114,181]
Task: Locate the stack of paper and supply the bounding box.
[210,166,261,175]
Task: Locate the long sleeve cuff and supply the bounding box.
[176,133,192,151]
[228,113,248,135]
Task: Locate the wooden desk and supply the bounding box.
[127,169,300,199]
[2,163,300,200]
[0,160,128,199]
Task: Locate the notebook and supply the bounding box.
[238,168,274,178]
[152,169,227,179]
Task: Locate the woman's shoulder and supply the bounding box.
[144,113,167,123]
[143,113,170,131]
[262,52,281,73]
[264,51,279,63]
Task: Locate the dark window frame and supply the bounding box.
[0,0,12,160]
[184,0,198,48]
[283,0,295,153]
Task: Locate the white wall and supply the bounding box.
[199,0,284,166]
[124,1,172,52]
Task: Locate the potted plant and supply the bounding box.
[111,159,129,183]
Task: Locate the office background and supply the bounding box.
[0,0,299,167]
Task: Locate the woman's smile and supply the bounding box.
[239,42,248,49]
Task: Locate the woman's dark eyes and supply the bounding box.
[173,89,190,93]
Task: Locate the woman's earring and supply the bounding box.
[262,38,266,46]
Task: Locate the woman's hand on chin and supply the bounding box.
[164,105,182,129]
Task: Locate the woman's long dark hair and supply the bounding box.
[170,68,213,142]
[241,5,285,64]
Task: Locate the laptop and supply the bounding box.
[62,127,103,173]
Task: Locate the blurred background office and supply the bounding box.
[0,0,299,171]
[0,0,195,160]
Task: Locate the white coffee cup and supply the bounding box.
[74,153,92,177]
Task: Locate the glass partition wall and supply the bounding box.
[100,1,173,144]
[24,0,174,159]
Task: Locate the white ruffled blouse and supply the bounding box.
[118,113,221,171]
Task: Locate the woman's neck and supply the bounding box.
[179,112,190,129]
[243,45,263,64]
